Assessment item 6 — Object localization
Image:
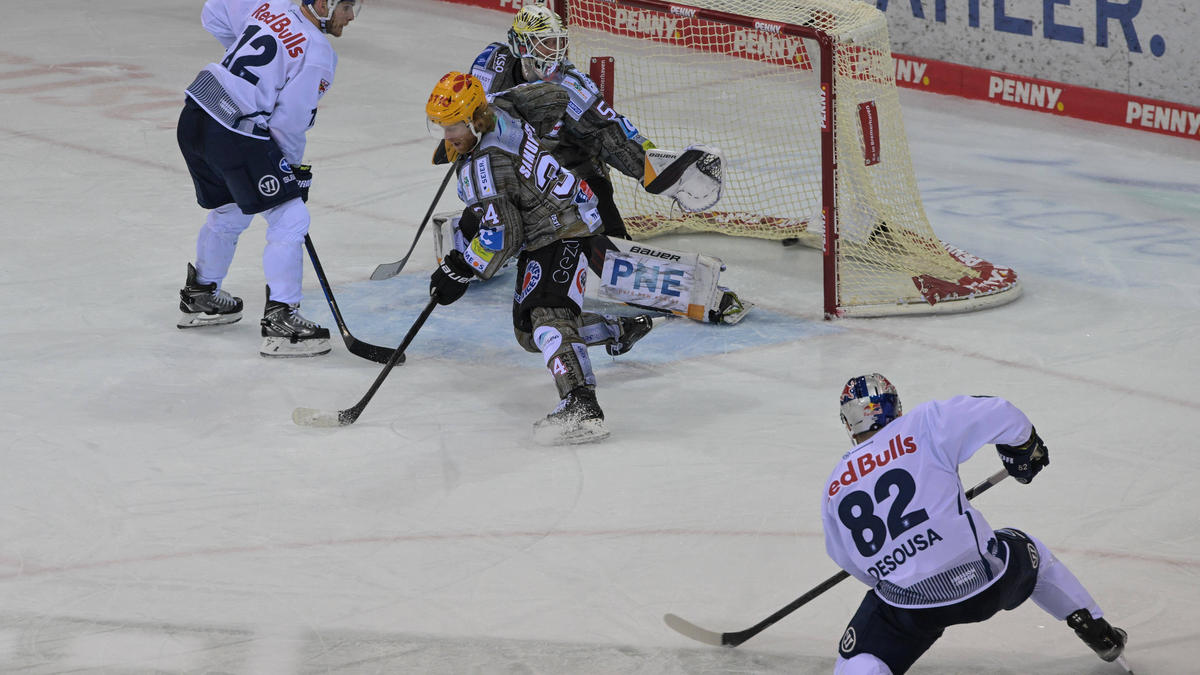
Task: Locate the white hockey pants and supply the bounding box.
[193,197,311,305]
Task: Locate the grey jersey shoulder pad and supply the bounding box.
[554,66,601,120]
[469,42,521,95]
[476,106,526,158]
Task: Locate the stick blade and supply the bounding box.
[370,262,403,281]
[292,406,345,427]
[663,613,726,647]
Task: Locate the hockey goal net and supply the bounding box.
[558,0,1020,317]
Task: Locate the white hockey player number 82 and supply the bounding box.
[836,469,930,558]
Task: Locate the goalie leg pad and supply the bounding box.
[643,144,724,212]
[597,238,750,324]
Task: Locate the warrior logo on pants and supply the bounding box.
[839,627,857,653]
[258,175,280,196]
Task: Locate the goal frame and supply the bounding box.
[554,0,1021,319]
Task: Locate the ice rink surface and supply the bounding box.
[2,1,1198,673]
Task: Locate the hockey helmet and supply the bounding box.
[302,0,363,32]
[839,373,902,438]
[508,3,569,80]
[426,72,488,129]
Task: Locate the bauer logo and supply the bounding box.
[257,175,280,197]
[628,245,680,262]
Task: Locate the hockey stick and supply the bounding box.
[305,234,398,364]
[292,295,438,428]
[370,165,456,281]
[664,467,1012,648]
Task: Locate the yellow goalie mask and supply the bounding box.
[508,3,569,80]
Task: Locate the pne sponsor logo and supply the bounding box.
[607,259,685,298]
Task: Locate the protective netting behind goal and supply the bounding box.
[562,0,1020,317]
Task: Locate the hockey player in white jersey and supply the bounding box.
[425,72,655,445]
[822,374,1128,674]
[432,2,748,325]
[176,0,361,357]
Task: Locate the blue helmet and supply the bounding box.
[839,373,902,438]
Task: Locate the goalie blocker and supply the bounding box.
[434,213,750,325]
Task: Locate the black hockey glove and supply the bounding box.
[996,427,1050,484]
[429,249,473,305]
[293,164,313,202]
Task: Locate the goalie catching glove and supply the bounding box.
[643,144,724,212]
[429,249,474,305]
[996,427,1050,484]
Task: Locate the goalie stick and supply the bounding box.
[292,294,438,428]
[664,468,1011,648]
[305,234,397,364]
[370,165,456,281]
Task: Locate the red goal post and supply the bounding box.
[555,0,1021,318]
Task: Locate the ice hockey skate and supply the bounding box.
[533,387,610,446]
[177,263,243,328]
[1066,609,1128,663]
[259,287,331,358]
[606,314,654,356]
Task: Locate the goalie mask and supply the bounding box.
[508,3,569,81]
[839,373,902,439]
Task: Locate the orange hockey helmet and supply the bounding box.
[426,72,488,129]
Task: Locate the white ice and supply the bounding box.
[1,1,1198,673]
